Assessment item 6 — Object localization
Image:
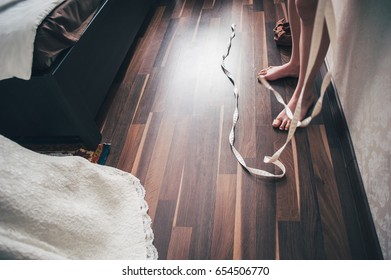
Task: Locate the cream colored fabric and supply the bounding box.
[0,135,158,260]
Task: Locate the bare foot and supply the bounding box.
[272,93,315,130]
[257,63,299,81]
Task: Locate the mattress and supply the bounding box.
[32,0,103,71]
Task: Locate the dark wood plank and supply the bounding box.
[132,68,162,125]
[308,125,351,259]
[143,114,177,220]
[175,107,221,259]
[254,124,277,259]
[253,0,264,12]
[159,117,191,200]
[236,5,256,158]
[329,145,368,259]
[102,74,149,166]
[293,129,326,259]
[254,10,274,126]
[130,113,164,215]
[116,124,145,172]
[275,135,300,222]
[152,200,177,260]
[240,124,276,259]
[347,159,382,259]
[181,0,197,19]
[233,166,243,259]
[211,175,237,259]
[167,227,193,259]
[219,106,242,174]
[240,168,259,259]
[139,16,169,74]
[153,18,180,68]
[278,221,306,259]
[240,166,276,259]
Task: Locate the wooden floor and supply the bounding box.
[98,0,379,259]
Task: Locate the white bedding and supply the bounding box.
[0,135,158,259]
[0,0,66,80]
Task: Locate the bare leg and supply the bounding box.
[257,0,301,80]
[273,0,330,130]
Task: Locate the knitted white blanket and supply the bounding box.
[0,135,157,260]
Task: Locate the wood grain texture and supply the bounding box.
[99,0,380,259]
[275,135,300,222]
[308,125,351,259]
[167,227,193,260]
[211,175,237,259]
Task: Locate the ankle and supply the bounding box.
[291,89,314,105]
[300,92,316,106]
[286,61,300,73]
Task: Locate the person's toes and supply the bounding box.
[272,118,282,128]
[285,119,290,131]
[258,66,272,76]
[279,118,289,130]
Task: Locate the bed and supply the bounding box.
[0,0,155,149]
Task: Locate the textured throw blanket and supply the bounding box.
[0,135,157,260]
[0,0,66,80]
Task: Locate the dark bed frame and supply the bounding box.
[0,0,155,149]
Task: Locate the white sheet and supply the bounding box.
[0,135,158,259]
[0,0,66,80]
